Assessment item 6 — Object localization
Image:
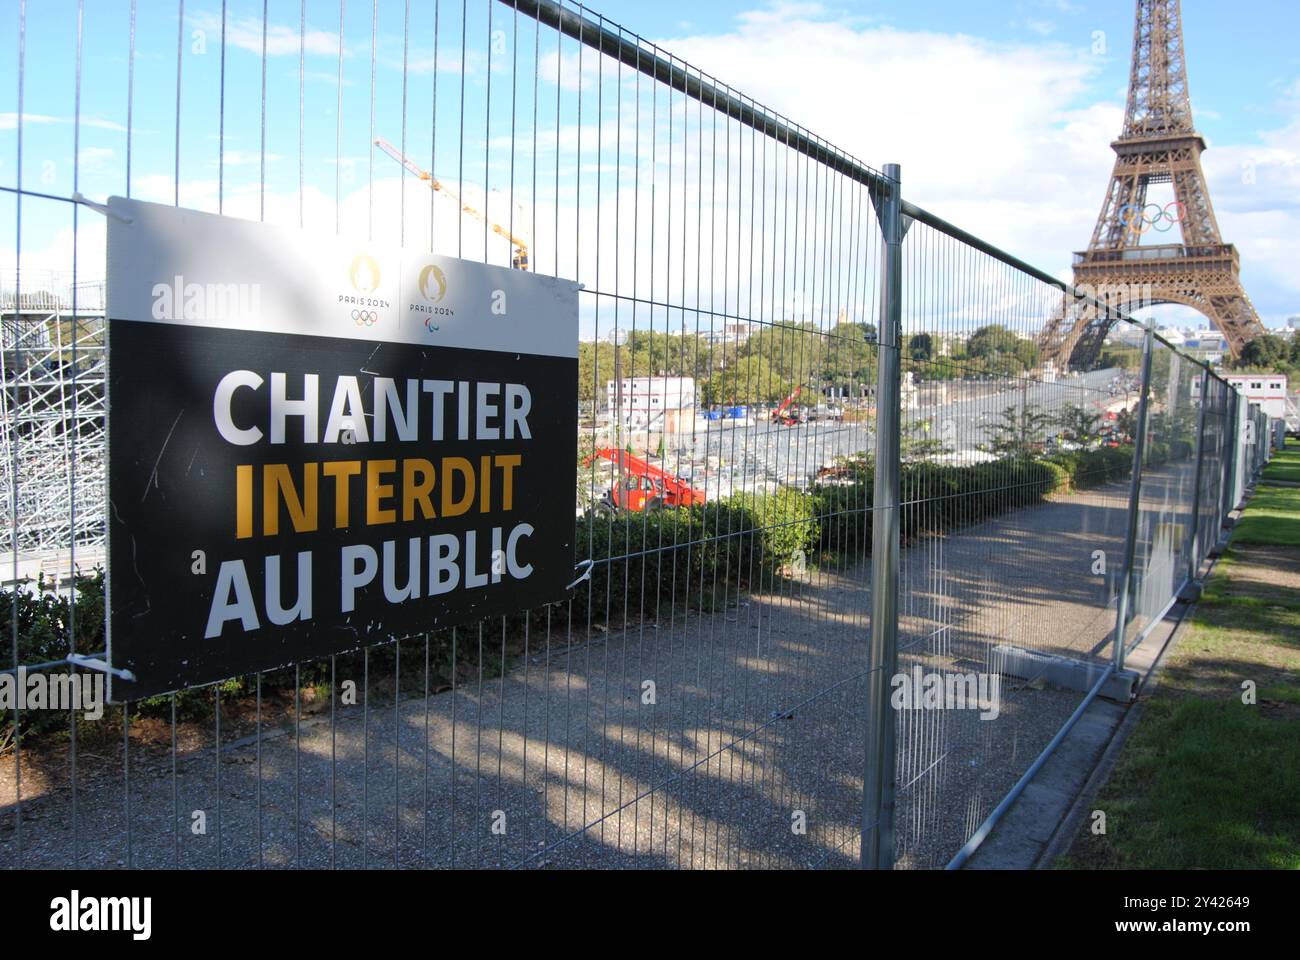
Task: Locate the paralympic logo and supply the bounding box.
[1119,201,1185,236]
[413,262,448,333]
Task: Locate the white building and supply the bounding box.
[702,323,751,346]
[1222,373,1291,422]
[607,376,697,433]
[1107,323,1145,345]
[1185,329,1226,350]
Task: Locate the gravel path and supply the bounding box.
[2,466,1194,870]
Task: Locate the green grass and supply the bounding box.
[1058,470,1300,870]
[1261,439,1300,485]
[1060,699,1300,869]
[1231,484,1300,545]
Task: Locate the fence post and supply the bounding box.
[1229,391,1244,512]
[1184,367,1211,587]
[1112,320,1154,675]
[1219,389,1238,533]
[1255,408,1266,478]
[861,162,903,870]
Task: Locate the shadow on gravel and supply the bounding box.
[3,477,1170,870]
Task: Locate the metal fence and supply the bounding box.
[0,0,1274,870]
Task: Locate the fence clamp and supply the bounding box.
[71,192,132,225]
[67,651,136,682]
[565,558,594,591]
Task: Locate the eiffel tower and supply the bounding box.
[1040,0,1266,370]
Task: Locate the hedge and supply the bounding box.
[0,571,107,747]
[808,451,1134,558]
[1044,446,1134,490]
[3,446,1149,743]
[574,486,820,625]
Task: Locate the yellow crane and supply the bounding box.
[372,136,530,271]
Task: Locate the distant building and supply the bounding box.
[936,332,967,357]
[703,323,750,346]
[1107,323,1145,345]
[1222,373,1290,422]
[1185,329,1226,350]
[607,376,696,433]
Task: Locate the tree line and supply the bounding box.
[578,322,1043,407]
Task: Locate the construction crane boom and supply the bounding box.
[373,136,530,271]
[773,385,804,425]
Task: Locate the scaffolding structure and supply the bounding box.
[0,272,107,584]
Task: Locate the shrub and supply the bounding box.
[812,477,873,557]
[573,487,820,626]
[1047,446,1134,490]
[0,570,107,747]
[743,486,821,571]
[1,441,1152,746]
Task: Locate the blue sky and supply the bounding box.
[3,0,1297,330]
[609,0,1300,147]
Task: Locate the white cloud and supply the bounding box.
[657,10,1107,254]
[76,147,115,174]
[1019,19,1058,37]
[651,4,1300,325]
[188,13,345,59]
[407,48,488,77]
[212,151,284,168]
[0,113,127,133]
[7,4,1298,333]
[1201,114,1300,324]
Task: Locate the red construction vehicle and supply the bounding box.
[585,448,706,513]
[772,385,804,426]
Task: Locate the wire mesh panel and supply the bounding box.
[0,0,1254,871]
[1117,335,1200,649]
[1,0,892,870]
[891,221,1145,867]
[1245,405,1270,481]
[1195,374,1232,566]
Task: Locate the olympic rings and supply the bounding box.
[352,308,379,327]
[1119,201,1185,235]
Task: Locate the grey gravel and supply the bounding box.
[2,464,1193,870]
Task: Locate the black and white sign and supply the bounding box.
[105,198,578,700]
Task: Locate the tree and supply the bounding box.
[987,402,1052,457]
[700,353,783,406]
[821,321,878,397]
[901,417,951,463]
[908,333,934,363]
[1114,406,1138,443]
[1098,344,1141,372]
[1056,402,1101,446]
[1236,333,1288,371]
[967,324,1021,361]
[965,324,1039,377]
